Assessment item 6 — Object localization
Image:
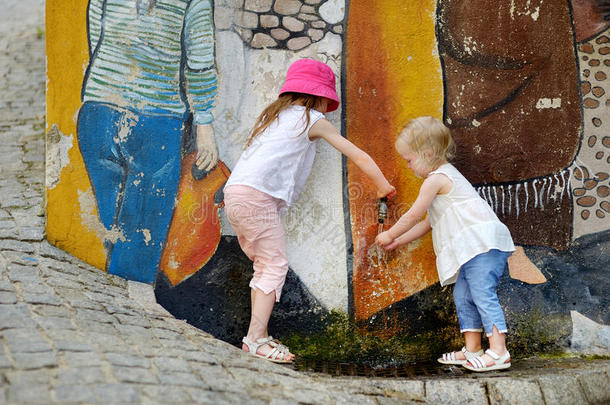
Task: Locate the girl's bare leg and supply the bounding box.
[452,331,483,360]
[481,325,508,364]
[247,288,273,340]
[250,287,257,329]
[462,326,508,366]
[464,331,483,353]
[242,288,294,360]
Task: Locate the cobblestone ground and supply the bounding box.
[0,1,609,404]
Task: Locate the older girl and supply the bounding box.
[224,59,395,363]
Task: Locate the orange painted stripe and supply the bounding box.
[346,0,444,321]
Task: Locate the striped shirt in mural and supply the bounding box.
[84,0,216,124]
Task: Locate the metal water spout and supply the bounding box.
[377,197,388,233]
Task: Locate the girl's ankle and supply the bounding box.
[246,333,266,341]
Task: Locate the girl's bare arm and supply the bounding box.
[382,216,431,250]
[309,118,395,198]
[375,174,447,246]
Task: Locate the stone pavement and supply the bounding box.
[0,1,609,404]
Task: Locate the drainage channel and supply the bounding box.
[293,359,465,378]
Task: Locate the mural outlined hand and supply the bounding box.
[195,124,218,171]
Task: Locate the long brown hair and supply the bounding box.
[245,92,325,147]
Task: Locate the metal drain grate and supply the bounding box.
[293,359,465,378]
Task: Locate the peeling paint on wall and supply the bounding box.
[45,124,73,190]
[535,98,562,109]
[77,188,125,244]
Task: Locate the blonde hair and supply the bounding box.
[395,116,455,166]
[245,92,325,147]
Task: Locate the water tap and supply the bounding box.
[377,197,388,224]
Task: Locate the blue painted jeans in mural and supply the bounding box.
[453,249,511,337]
[77,101,185,283]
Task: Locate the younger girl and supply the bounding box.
[375,116,515,372]
[224,59,395,363]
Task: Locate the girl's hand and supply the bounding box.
[375,231,394,247]
[378,185,396,200]
[382,239,401,250]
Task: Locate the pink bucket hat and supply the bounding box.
[279,59,340,112]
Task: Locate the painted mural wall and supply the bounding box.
[47,0,608,352]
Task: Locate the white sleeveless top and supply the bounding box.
[225,105,325,206]
[427,163,515,286]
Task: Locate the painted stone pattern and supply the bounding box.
[218,0,344,50]
[571,28,610,239]
[46,0,609,353]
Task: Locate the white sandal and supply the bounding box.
[463,349,511,372]
[437,347,484,365]
[242,335,293,364]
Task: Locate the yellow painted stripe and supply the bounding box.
[346,0,444,321]
[46,0,106,269]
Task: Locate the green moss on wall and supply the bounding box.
[281,310,462,365]
[281,306,579,364]
[506,307,572,357]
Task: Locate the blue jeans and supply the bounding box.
[77,101,185,283]
[453,249,510,337]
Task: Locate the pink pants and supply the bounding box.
[224,185,288,302]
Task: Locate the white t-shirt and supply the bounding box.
[427,163,515,286]
[225,105,325,206]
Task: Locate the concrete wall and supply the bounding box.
[47,0,609,351]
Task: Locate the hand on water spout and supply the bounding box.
[378,186,397,200]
